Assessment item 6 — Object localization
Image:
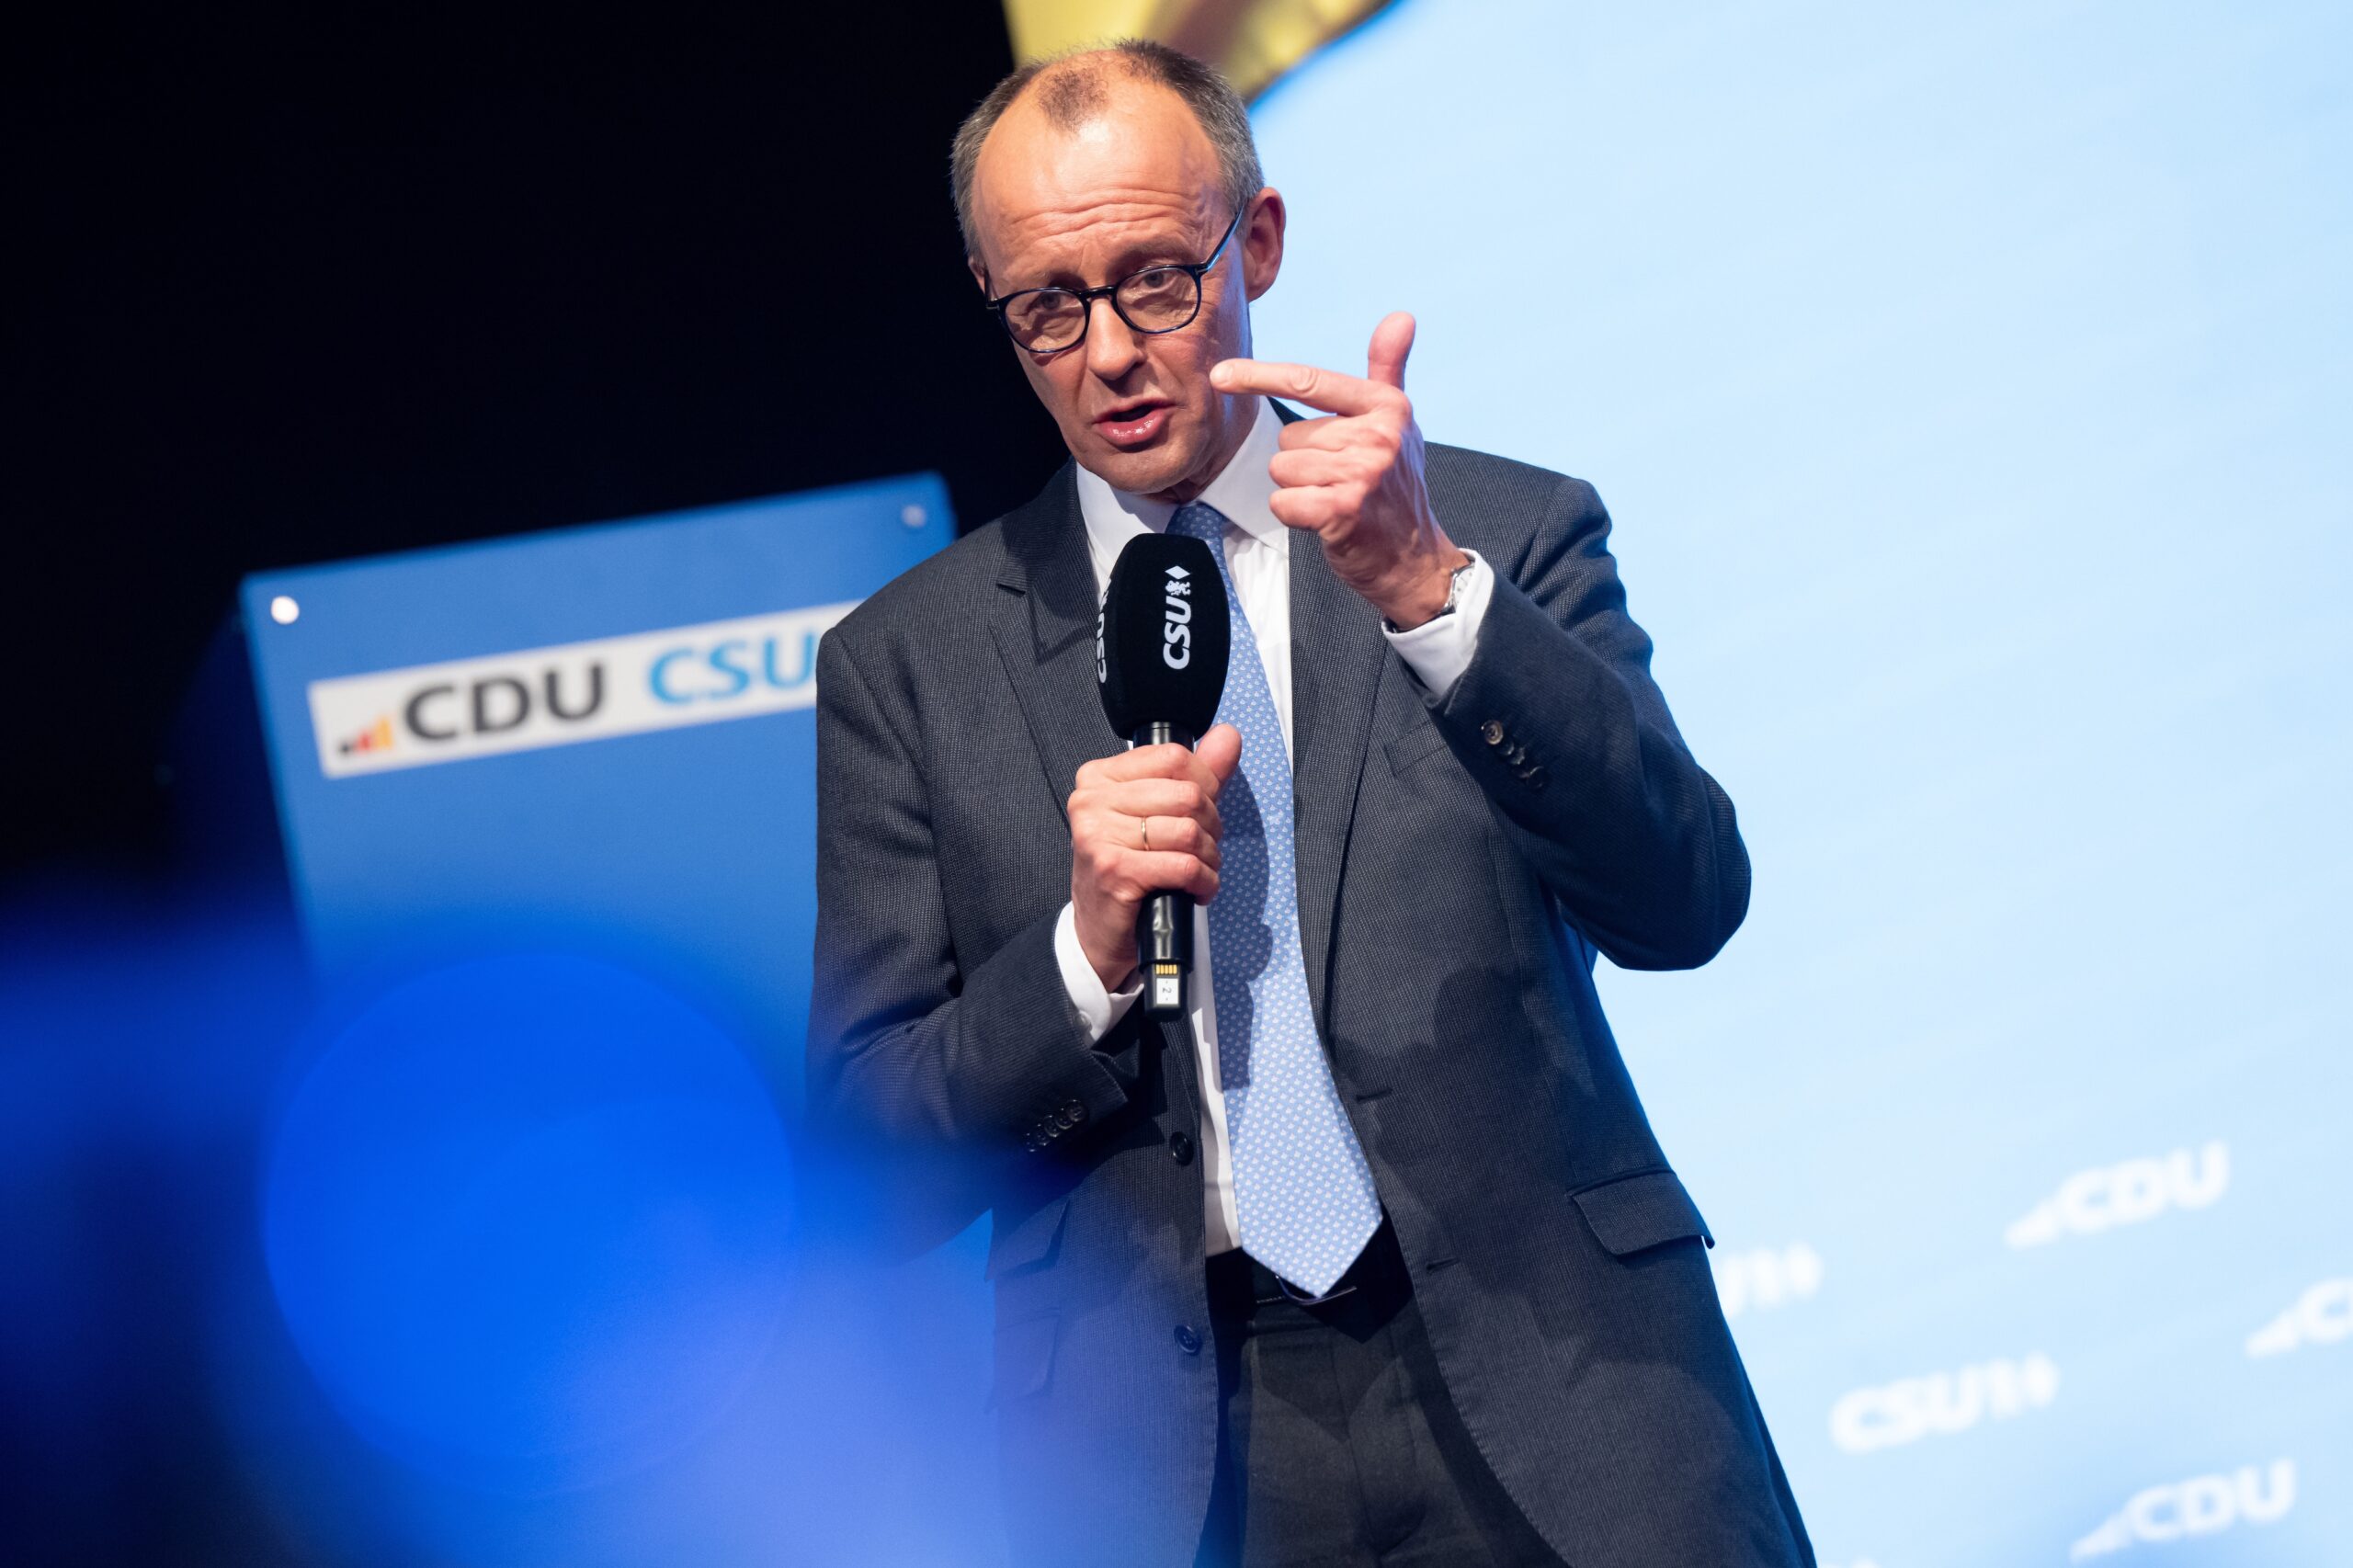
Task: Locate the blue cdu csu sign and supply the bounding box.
[243,472,950,995]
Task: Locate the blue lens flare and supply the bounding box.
[261,952,795,1496]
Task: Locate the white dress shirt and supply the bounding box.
[1051,399,1495,1253]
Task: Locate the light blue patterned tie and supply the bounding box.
[1166,501,1382,1296]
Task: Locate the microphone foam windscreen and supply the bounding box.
[1097,531,1231,739]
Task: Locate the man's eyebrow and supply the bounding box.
[1021,233,1200,290]
[1112,233,1197,268]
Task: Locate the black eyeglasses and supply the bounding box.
[983,209,1242,353]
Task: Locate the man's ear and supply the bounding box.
[1242,187,1286,302]
[968,255,991,295]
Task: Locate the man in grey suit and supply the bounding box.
[809,39,1813,1568]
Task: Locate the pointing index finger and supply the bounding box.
[1211,357,1392,416]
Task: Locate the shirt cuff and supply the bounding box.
[1054,902,1142,1043]
[1382,548,1494,701]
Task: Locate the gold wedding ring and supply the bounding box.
[1141,817,1152,852]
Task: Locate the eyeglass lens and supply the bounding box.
[1004,266,1201,351]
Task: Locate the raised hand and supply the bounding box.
[1210,312,1468,628]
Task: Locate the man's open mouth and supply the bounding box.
[1095,402,1172,447]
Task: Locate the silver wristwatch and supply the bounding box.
[1383,555,1475,634]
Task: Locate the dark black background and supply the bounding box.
[10,4,1060,876]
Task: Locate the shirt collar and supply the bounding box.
[1074,399,1288,585]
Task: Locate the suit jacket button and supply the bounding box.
[1480,720,1506,746]
[1168,1131,1196,1165]
[1175,1324,1201,1355]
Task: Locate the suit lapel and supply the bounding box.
[989,465,1112,824]
[1287,510,1388,1040]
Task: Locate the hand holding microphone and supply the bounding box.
[1072,532,1236,1012]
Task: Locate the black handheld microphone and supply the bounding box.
[1097,532,1232,1018]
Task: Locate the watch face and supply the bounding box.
[1446,561,1473,611]
[1385,562,1473,633]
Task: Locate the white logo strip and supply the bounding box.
[306,602,858,778]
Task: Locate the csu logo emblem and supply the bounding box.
[2005,1141,2227,1248]
[1828,1354,2058,1454]
[2069,1460,2294,1558]
[1161,563,1194,668]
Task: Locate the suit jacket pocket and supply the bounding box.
[988,1311,1059,1409]
[1572,1168,1714,1256]
[985,1196,1070,1280]
[1384,718,1454,777]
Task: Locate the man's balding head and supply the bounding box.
[951,40,1263,266]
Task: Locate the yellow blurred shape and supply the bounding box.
[1005,0,1394,101]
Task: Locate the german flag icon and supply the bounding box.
[338,716,394,756]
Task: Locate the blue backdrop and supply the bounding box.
[1251,3,2351,1562]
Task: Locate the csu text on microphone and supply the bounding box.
[305,602,858,778]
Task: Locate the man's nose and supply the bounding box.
[1084,296,1145,380]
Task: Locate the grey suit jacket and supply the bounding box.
[808,429,1813,1567]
